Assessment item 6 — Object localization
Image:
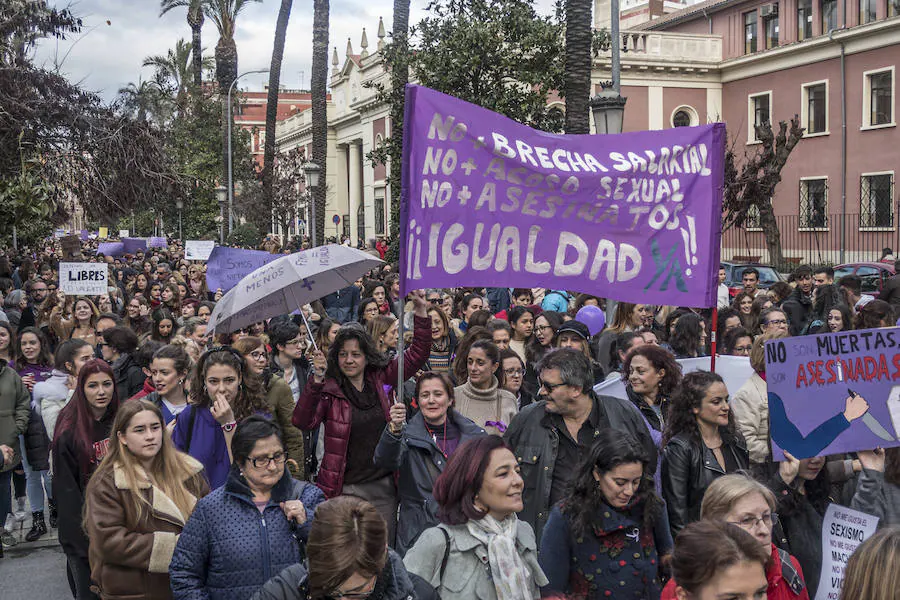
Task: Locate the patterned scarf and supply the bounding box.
[465,514,531,600]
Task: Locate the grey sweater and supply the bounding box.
[849,468,900,528]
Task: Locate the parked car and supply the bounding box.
[834,262,895,298]
[720,261,784,297]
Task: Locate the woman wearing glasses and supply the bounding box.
[374,372,485,555]
[233,337,306,478]
[660,473,809,600]
[170,416,325,600]
[499,349,533,409]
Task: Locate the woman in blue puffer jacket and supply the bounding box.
[169,416,325,600]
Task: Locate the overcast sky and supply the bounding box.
[34,0,557,102]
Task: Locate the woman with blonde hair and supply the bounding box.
[840,527,900,600]
[661,473,810,599]
[367,313,399,357]
[84,400,209,599]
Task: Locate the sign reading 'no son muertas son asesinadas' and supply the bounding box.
[765,327,900,460]
[399,86,726,307]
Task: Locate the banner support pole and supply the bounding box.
[710,306,718,373]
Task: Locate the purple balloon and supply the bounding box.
[575,305,606,336]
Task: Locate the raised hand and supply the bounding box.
[779,450,801,485]
[210,391,235,426]
[858,448,885,472]
[389,402,407,434]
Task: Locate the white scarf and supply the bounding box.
[465,514,531,600]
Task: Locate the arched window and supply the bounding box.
[671,105,699,128]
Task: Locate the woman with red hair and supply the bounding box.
[52,359,120,600]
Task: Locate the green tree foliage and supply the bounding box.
[370,0,565,260]
[0,1,200,230]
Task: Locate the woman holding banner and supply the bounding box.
[293,290,431,543]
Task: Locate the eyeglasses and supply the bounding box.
[729,512,778,529]
[249,452,286,469]
[539,379,567,392]
[733,346,752,355]
[536,325,553,332]
[504,368,524,377]
[428,298,442,304]
[765,319,788,326]
[249,350,268,361]
[328,575,377,599]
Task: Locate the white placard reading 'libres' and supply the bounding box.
[60,262,108,295]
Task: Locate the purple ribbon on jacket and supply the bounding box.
[484,420,508,433]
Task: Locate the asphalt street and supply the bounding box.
[0,545,71,600]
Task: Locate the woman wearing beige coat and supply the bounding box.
[729,332,786,467]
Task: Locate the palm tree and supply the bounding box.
[203,0,262,94]
[311,0,329,245]
[117,79,165,123]
[564,0,592,134]
[159,0,206,87]
[262,0,293,223]
[387,0,411,251]
[143,39,194,107]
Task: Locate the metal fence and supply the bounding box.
[721,213,900,267]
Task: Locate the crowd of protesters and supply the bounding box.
[0,234,899,600]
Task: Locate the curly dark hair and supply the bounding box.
[662,370,736,447]
[325,325,389,385]
[669,313,705,358]
[622,345,682,398]
[189,347,268,420]
[855,299,894,330]
[561,429,662,539]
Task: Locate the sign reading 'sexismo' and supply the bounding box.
[60,262,108,295]
[399,85,725,307]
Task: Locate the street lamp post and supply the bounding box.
[590,87,628,134]
[215,185,227,244]
[176,198,184,241]
[303,162,322,247]
[227,69,267,237]
[590,0,627,135]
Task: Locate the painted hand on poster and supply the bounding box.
[765,328,900,460]
[768,390,870,459]
[400,86,725,307]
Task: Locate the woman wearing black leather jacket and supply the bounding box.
[661,370,749,537]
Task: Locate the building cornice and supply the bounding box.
[720,18,900,82]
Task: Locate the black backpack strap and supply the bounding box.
[183,405,197,454]
[439,526,451,582]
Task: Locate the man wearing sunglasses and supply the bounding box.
[503,348,657,544]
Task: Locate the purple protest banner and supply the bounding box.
[399,85,725,307]
[205,246,280,292]
[96,242,125,256]
[79,229,89,241]
[765,327,900,460]
[148,236,168,248]
[122,238,148,253]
